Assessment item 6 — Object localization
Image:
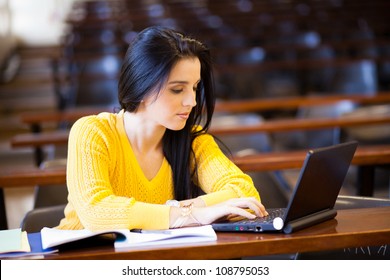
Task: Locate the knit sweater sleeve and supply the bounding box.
[192,132,261,206]
[65,115,170,231]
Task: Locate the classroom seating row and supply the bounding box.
[46,0,390,109]
[11,93,390,167]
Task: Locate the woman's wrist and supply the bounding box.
[167,200,202,228]
[178,197,206,208]
[166,199,181,207]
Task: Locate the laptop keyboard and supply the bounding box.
[235,208,285,224]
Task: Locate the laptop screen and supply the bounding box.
[283,141,358,224]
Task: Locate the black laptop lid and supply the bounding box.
[283,141,358,224]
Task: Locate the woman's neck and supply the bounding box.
[123,111,165,154]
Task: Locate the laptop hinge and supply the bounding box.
[283,209,337,234]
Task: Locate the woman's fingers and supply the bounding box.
[226,206,257,219]
[192,197,269,225]
[223,197,268,217]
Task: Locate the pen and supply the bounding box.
[130,229,172,234]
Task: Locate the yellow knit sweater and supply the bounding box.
[57,110,260,231]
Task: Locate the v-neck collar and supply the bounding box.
[116,110,168,183]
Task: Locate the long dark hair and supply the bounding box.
[118,26,215,200]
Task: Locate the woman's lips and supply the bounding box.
[177,113,190,119]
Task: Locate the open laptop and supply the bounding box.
[212,141,358,234]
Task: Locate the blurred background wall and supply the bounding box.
[8,0,75,46]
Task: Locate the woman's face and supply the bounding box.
[141,57,201,131]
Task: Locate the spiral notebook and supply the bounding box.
[212,141,358,234]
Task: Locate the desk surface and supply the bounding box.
[39,207,390,260]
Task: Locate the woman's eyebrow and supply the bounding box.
[168,81,188,85]
[168,79,201,85]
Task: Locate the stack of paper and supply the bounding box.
[40,225,217,250]
[0,228,31,255]
[0,229,59,259]
[115,225,217,248]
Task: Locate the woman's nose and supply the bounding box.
[183,90,197,107]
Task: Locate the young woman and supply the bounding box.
[57,26,268,231]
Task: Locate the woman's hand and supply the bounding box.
[192,197,268,225]
[169,197,268,228]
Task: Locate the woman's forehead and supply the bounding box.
[167,58,201,83]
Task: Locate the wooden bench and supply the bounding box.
[15,93,390,165]
[217,57,390,74]
[19,93,390,130]
[11,115,390,149]
[215,93,390,113]
[2,145,389,187]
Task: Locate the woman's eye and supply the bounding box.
[171,88,183,94]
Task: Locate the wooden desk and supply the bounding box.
[234,145,390,198]
[1,145,389,189]
[0,167,67,230]
[233,144,390,172]
[211,115,390,135]
[19,93,390,126]
[215,93,390,113]
[0,143,388,189]
[0,167,67,187]
[217,57,390,73]
[30,207,390,259]
[17,94,390,165]
[11,115,390,148]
